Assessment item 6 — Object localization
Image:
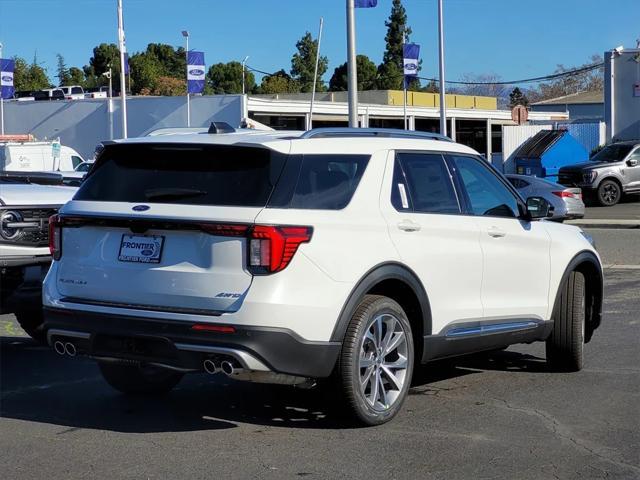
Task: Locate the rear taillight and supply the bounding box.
[49,214,62,260]
[552,190,581,199]
[248,225,313,274]
[198,223,249,237]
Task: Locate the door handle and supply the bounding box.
[397,220,421,232]
[487,227,506,238]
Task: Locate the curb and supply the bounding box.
[566,219,640,229]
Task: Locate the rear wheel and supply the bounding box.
[15,309,46,344]
[339,295,414,426]
[546,271,586,371]
[98,362,183,395]
[597,179,621,206]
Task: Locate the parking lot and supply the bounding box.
[1,227,638,480]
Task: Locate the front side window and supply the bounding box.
[393,153,460,214]
[591,144,633,163]
[451,155,520,218]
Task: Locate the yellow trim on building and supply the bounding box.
[387,90,497,110]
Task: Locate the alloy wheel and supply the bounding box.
[358,313,409,412]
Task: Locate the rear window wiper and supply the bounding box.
[144,188,208,201]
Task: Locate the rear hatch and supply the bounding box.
[55,142,287,314]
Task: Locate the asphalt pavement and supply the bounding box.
[1,231,639,480]
[582,196,640,221]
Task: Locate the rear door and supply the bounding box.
[448,154,551,320]
[56,143,286,314]
[380,151,484,333]
[623,147,640,190]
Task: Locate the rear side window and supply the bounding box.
[393,153,460,214]
[276,154,369,210]
[75,144,286,207]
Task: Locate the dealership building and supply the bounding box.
[247,90,568,162]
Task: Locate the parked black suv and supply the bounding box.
[558,141,640,206]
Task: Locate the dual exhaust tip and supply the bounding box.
[53,340,77,357]
[203,358,242,376]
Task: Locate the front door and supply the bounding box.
[447,154,552,321]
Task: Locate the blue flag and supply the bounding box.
[187,51,205,94]
[355,0,377,7]
[123,53,130,75]
[1,58,15,99]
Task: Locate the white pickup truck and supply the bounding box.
[0,172,77,341]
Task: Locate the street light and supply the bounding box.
[103,69,114,139]
[182,30,190,127]
[241,56,249,95]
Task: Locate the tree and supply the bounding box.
[56,54,71,86]
[291,32,328,93]
[84,43,121,90]
[421,79,439,93]
[13,55,50,91]
[257,70,300,94]
[129,52,163,95]
[207,62,256,94]
[509,87,530,108]
[377,0,416,90]
[140,76,186,96]
[68,67,86,86]
[127,43,187,95]
[529,55,604,102]
[329,55,378,91]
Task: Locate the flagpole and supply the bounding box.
[437,0,447,136]
[186,35,190,127]
[0,42,4,135]
[117,0,128,138]
[403,31,407,130]
[346,0,358,128]
[309,17,324,130]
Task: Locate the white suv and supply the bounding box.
[43,128,603,425]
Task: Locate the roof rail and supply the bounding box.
[300,127,453,142]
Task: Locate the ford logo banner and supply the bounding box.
[189,69,204,76]
[404,63,417,72]
[132,205,150,212]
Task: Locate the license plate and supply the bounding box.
[118,234,165,264]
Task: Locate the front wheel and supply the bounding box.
[339,295,414,426]
[597,179,621,206]
[546,271,586,371]
[99,362,184,395]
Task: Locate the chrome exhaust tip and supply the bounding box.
[220,360,243,376]
[203,359,219,375]
[53,340,66,356]
[64,342,77,357]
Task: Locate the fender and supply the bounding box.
[330,262,432,343]
[551,250,603,343]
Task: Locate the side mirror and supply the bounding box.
[526,196,554,219]
[627,158,638,167]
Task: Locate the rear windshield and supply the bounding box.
[75,144,286,207]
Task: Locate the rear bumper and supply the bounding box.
[43,307,341,378]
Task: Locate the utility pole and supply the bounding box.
[241,55,249,95]
[403,30,408,130]
[182,30,190,127]
[309,17,324,130]
[103,68,114,140]
[437,0,447,136]
[117,0,128,138]
[346,0,358,128]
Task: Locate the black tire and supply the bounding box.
[15,309,47,344]
[546,271,586,371]
[597,179,622,206]
[339,295,414,426]
[98,362,183,395]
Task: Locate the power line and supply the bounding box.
[247,61,604,87]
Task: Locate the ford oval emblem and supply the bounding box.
[189,69,204,76]
[1,75,12,82]
[132,205,150,212]
[404,63,417,71]
[141,249,153,256]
